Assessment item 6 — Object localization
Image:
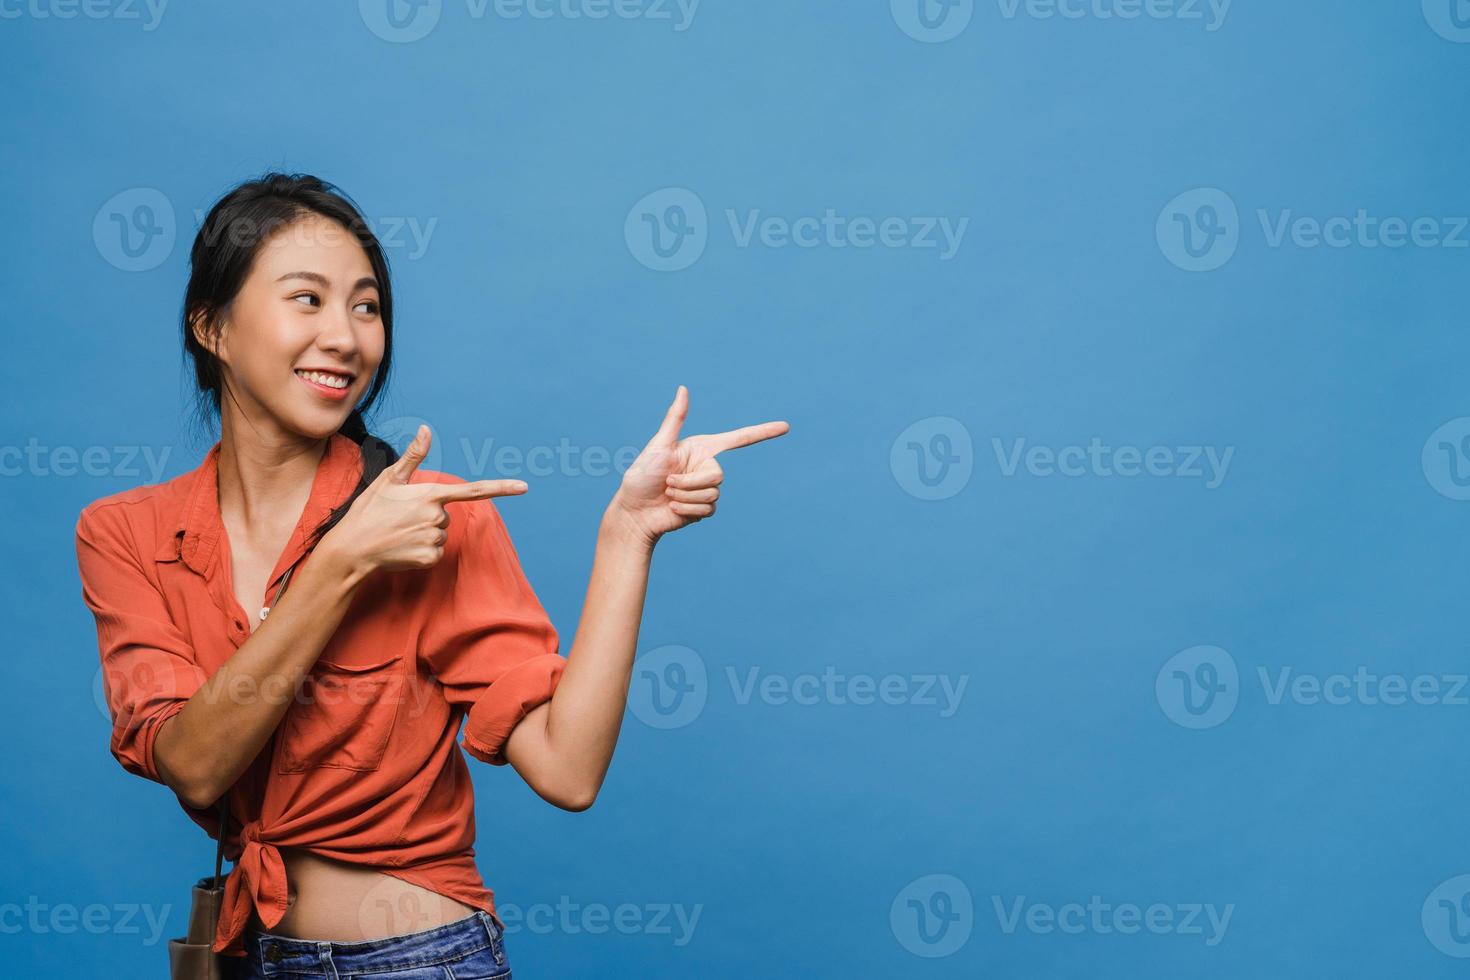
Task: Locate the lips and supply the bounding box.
[295,369,354,400]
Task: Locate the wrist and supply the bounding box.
[601,498,658,555]
[310,538,373,592]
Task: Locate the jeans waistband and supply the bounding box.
[245,908,500,977]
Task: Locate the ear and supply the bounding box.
[188,308,227,360]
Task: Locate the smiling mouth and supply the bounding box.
[294,368,354,390]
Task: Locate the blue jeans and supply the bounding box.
[225,909,511,979]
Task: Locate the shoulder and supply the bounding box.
[75,467,195,555]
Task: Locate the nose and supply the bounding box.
[315,306,359,358]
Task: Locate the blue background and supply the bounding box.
[4,0,1469,976]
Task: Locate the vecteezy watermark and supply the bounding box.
[626,646,970,729]
[890,0,974,43]
[93,187,438,271]
[991,437,1234,489]
[889,420,1230,498]
[2,440,172,480]
[1156,646,1470,730]
[992,895,1234,946]
[891,875,974,958]
[359,0,698,42]
[890,417,974,501]
[626,644,708,729]
[0,897,171,945]
[1258,667,1469,708]
[0,0,167,29]
[94,658,444,735]
[374,415,641,480]
[1156,187,1238,272]
[1424,875,1470,957]
[890,0,1229,42]
[1156,645,1239,729]
[624,188,968,272]
[93,188,177,272]
[1422,0,1470,43]
[1422,417,1470,501]
[995,0,1230,29]
[1158,187,1470,272]
[495,897,703,946]
[727,666,968,717]
[189,207,439,260]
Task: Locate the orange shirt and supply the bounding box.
[73,432,567,957]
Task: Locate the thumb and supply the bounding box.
[385,424,431,484]
[647,384,689,448]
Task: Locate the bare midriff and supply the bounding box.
[250,845,479,941]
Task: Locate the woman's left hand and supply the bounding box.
[607,385,789,547]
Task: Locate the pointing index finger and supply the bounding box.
[706,420,791,455]
[427,479,529,503]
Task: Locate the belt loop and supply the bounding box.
[481,911,506,967]
[318,940,339,980]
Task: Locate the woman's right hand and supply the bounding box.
[321,424,527,577]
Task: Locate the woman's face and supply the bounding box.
[202,212,386,442]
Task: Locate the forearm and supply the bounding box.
[154,543,368,808]
[524,503,655,803]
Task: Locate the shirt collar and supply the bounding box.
[160,432,364,577]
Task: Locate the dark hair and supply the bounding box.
[181,171,398,547]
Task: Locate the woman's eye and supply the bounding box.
[354,300,380,315]
[291,293,320,307]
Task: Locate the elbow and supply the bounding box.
[559,788,598,813]
[154,736,224,810]
[177,785,220,812]
[171,769,226,811]
[541,779,600,812]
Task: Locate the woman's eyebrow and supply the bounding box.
[276,271,380,292]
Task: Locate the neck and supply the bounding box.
[216,415,330,532]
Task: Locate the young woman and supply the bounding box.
[74,173,788,978]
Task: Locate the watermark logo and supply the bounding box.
[0,897,171,945]
[1422,417,1470,501]
[993,895,1233,945]
[1157,188,1238,272]
[627,644,707,729]
[0,0,168,29]
[360,0,442,42]
[1161,189,1470,271]
[1156,645,1238,729]
[891,0,974,43]
[997,0,1230,30]
[188,207,438,260]
[496,897,702,945]
[992,437,1233,488]
[1423,0,1470,43]
[93,188,176,272]
[2,439,172,480]
[1424,875,1470,957]
[891,874,973,957]
[726,666,968,716]
[626,188,708,272]
[890,416,974,500]
[627,189,967,270]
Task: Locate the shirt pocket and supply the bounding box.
[275,652,405,773]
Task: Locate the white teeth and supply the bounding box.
[296,370,349,389]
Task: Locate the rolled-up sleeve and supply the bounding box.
[75,505,205,786]
[417,497,565,766]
